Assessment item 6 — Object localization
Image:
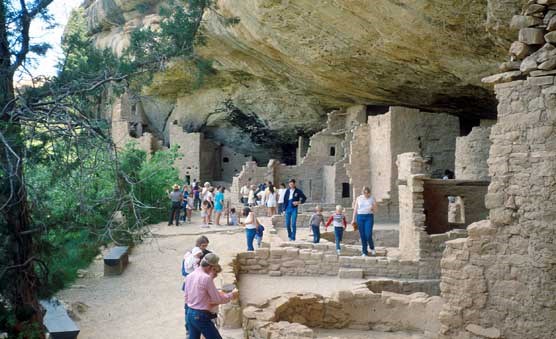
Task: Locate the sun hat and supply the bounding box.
[173,184,180,189]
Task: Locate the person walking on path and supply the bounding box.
[214,187,225,226]
[184,253,238,339]
[167,184,183,226]
[309,206,325,243]
[277,183,286,214]
[325,205,347,254]
[282,179,307,241]
[352,186,378,256]
[241,207,259,251]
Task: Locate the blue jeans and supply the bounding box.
[186,308,222,339]
[357,214,374,255]
[311,225,320,243]
[255,234,262,247]
[278,203,284,214]
[285,207,298,240]
[334,227,343,250]
[246,228,256,251]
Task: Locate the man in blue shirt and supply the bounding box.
[282,179,307,241]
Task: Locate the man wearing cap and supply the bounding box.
[168,184,183,226]
[281,179,307,241]
[184,253,238,339]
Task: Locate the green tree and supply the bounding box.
[0,0,212,336]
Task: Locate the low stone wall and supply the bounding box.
[364,278,440,296]
[243,289,443,338]
[320,229,399,248]
[235,243,446,280]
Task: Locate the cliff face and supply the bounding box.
[85,0,525,158]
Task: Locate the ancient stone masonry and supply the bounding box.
[110,93,161,154]
[229,106,367,206]
[169,123,252,183]
[483,0,556,85]
[242,289,443,338]
[396,153,487,262]
[439,78,556,339]
[455,126,492,181]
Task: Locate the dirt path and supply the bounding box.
[57,214,246,339]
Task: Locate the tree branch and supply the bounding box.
[10,0,54,74]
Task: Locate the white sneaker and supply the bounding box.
[361,253,367,257]
[370,249,376,256]
[336,249,341,255]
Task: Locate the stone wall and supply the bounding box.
[236,243,445,280]
[439,77,556,339]
[220,146,252,182]
[397,153,469,261]
[346,123,371,200]
[111,95,160,154]
[243,289,443,338]
[423,180,489,234]
[455,126,492,181]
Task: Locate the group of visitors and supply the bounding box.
[177,179,379,338]
[181,236,238,339]
[168,179,234,227]
[239,181,288,216]
[296,184,378,257]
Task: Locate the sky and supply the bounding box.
[16,0,82,82]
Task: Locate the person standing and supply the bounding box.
[282,179,307,241]
[240,183,250,206]
[264,184,278,216]
[192,180,201,210]
[277,183,286,215]
[241,207,259,251]
[167,184,183,226]
[351,186,378,256]
[184,253,238,339]
[214,187,225,226]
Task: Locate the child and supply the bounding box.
[186,194,194,223]
[181,188,189,222]
[200,200,210,228]
[229,208,238,226]
[325,205,347,255]
[181,247,202,290]
[309,206,325,243]
[255,222,265,248]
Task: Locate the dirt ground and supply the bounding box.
[55,212,420,339]
[57,214,245,339]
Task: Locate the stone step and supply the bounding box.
[338,268,364,279]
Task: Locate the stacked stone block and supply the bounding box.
[484,0,556,84]
[439,77,556,338]
[236,241,451,280]
[243,289,443,338]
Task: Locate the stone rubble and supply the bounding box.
[484,0,556,83]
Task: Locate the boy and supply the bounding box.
[325,205,347,255]
[309,206,325,243]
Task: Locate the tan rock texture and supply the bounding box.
[439,78,556,339]
[85,0,527,130]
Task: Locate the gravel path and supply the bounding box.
[57,215,245,339]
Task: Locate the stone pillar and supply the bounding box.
[396,152,429,260]
[439,78,556,339]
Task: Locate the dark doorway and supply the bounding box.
[342,183,350,198]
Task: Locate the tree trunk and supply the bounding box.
[0,2,44,337]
